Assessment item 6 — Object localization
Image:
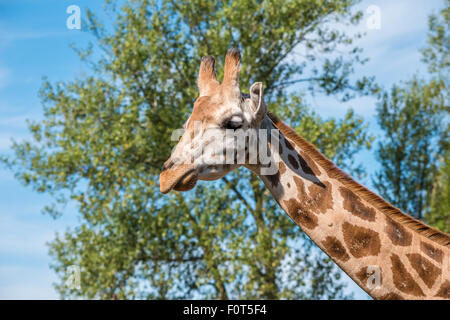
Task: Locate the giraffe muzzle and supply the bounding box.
[159,164,198,194]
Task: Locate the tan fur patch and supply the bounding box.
[420,241,443,264]
[342,222,381,258]
[283,198,318,230]
[385,217,412,246]
[309,181,333,214]
[406,253,441,289]
[339,187,376,222]
[434,281,450,299]
[278,161,286,175]
[189,96,219,126]
[390,254,425,297]
[322,236,350,262]
[293,176,309,205]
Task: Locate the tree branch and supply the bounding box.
[222,176,255,214]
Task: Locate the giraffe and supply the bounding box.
[159,48,450,300]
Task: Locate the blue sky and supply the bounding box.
[0,0,445,299]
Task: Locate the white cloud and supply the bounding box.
[0,67,10,88]
[0,30,68,42]
[0,214,59,299]
[0,133,15,152]
[359,0,443,39]
[292,0,442,119]
[0,115,30,128]
[0,265,59,299]
[0,132,30,152]
[356,0,443,66]
[0,284,58,299]
[0,201,76,299]
[0,114,37,152]
[0,172,80,299]
[0,214,55,256]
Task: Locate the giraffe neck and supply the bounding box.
[248,115,450,300]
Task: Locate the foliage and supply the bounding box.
[421,0,449,79]
[373,77,447,219]
[425,152,450,233]
[374,1,449,224]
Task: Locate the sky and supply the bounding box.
[0,0,445,299]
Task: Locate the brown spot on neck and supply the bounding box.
[283,198,318,230]
[434,281,450,299]
[287,154,299,170]
[406,253,441,289]
[342,222,381,258]
[292,176,330,215]
[420,241,443,264]
[378,293,404,300]
[390,254,425,297]
[299,151,321,176]
[293,176,308,203]
[309,181,333,214]
[339,187,376,222]
[355,266,383,289]
[265,169,280,188]
[322,236,350,262]
[385,217,412,246]
[298,154,315,176]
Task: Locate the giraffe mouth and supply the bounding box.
[160,163,236,194]
[159,165,198,194]
[173,170,198,192]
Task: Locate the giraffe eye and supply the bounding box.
[223,117,243,130]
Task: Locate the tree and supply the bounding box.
[421,1,450,232]
[420,0,449,80]
[426,152,450,233]
[2,0,376,299]
[374,1,449,223]
[373,77,447,219]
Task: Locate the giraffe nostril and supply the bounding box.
[162,159,174,171]
[162,157,182,171]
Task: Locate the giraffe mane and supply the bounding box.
[267,112,450,248]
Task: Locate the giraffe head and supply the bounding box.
[159,48,268,193]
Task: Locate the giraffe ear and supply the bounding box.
[249,82,266,124]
